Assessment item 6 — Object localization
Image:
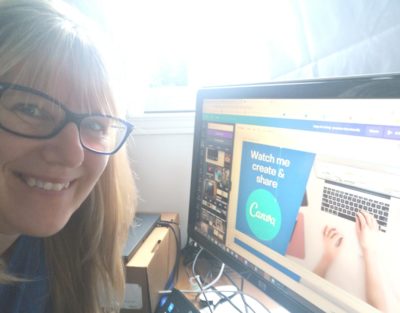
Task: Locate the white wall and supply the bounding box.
[128,114,195,247]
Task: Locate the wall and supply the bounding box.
[128,114,194,247]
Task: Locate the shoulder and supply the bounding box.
[7,235,46,276]
[0,236,50,313]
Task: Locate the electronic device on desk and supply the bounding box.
[122,212,160,262]
[156,289,200,313]
[187,73,400,313]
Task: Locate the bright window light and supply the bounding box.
[70,0,305,115]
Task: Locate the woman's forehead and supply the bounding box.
[2,62,113,115]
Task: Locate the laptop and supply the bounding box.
[122,212,161,262]
[315,156,397,233]
[320,180,390,232]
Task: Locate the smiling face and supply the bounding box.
[0,4,119,237]
[0,73,110,237]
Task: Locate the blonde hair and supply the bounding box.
[0,0,136,312]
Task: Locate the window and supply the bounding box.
[68,0,307,116]
[68,1,400,116]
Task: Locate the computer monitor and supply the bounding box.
[187,73,400,313]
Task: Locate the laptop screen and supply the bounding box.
[187,74,400,313]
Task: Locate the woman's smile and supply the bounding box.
[0,123,108,236]
[17,173,73,192]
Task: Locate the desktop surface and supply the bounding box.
[174,254,288,313]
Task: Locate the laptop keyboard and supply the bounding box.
[321,184,390,232]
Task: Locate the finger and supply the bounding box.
[329,229,340,239]
[370,213,379,231]
[323,225,328,236]
[330,232,343,247]
[356,211,367,229]
[327,227,337,238]
[362,211,379,231]
[355,213,361,231]
[363,211,374,226]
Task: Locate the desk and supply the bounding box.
[174,257,289,313]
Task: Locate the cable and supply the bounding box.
[161,289,272,313]
[161,220,180,226]
[240,276,244,291]
[192,246,203,277]
[156,220,181,283]
[157,221,180,282]
[194,275,214,313]
[159,243,271,313]
[192,247,226,290]
[210,285,244,313]
[223,272,253,313]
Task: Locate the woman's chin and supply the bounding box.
[21,218,72,238]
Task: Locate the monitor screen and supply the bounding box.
[187,74,400,313]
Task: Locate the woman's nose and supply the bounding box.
[40,122,85,168]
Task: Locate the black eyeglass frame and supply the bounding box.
[0,82,134,155]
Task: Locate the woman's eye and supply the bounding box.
[13,102,48,119]
[86,120,107,133]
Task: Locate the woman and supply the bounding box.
[0,0,136,312]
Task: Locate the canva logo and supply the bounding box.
[245,189,282,241]
[249,202,276,227]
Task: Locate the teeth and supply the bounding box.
[24,176,70,191]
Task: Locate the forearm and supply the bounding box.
[363,252,387,312]
[313,254,333,278]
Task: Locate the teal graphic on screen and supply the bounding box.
[236,142,315,255]
[246,189,282,241]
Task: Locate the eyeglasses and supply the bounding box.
[0,83,134,155]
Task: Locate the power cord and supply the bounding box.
[192,247,225,290]
[209,285,244,313]
[182,244,271,313]
[158,289,272,313]
[194,275,214,313]
[223,271,253,313]
[156,220,181,283]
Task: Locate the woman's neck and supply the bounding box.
[0,233,19,257]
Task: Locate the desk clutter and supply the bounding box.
[156,289,200,313]
[120,212,280,313]
[121,212,180,313]
[156,286,276,313]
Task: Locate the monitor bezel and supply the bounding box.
[187,72,400,313]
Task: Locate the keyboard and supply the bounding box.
[321,182,390,232]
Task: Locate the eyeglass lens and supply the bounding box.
[80,116,128,153]
[0,88,128,154]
